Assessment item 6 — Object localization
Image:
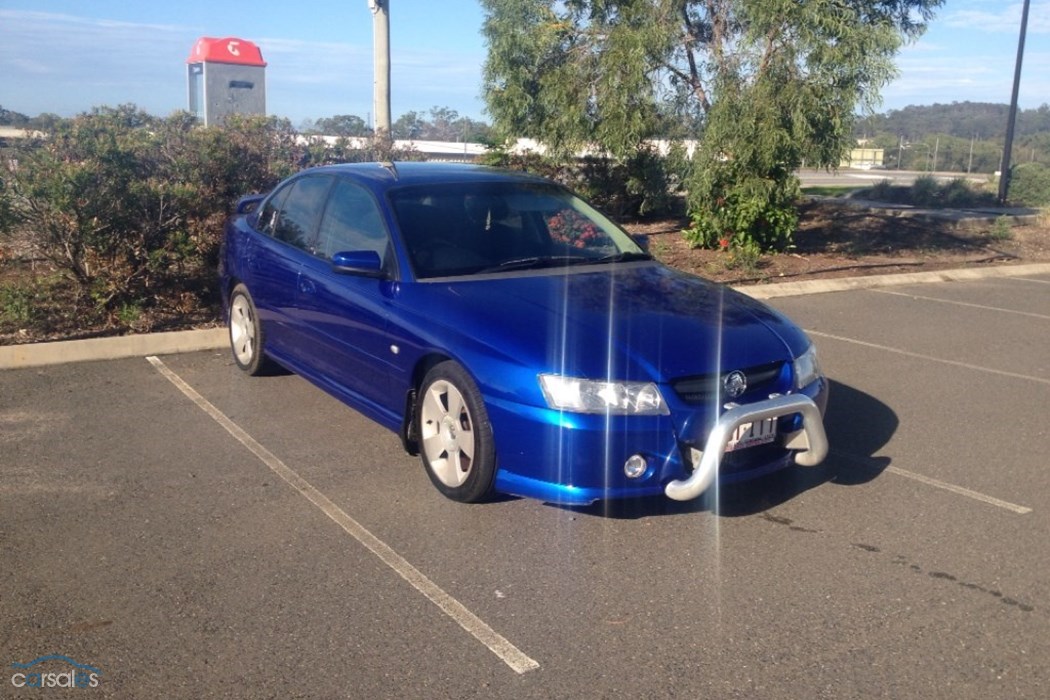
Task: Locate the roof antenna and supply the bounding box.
[379,160,398,179]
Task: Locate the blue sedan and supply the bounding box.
[220,162,828,505]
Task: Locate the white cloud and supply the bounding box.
[945,2,1050,34]
[882,48,1050,109]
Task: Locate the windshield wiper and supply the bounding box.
[578,251,653,265]
[478,255,589,273]
[476,251,650,274]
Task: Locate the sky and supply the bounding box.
[1,0,1048,127]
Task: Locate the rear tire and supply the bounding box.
[229,284,272,376]
[417,361,497,503]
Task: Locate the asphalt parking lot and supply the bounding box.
[2,269,1048,699]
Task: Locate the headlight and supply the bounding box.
[793,344,822,389]
[539,375,669,415]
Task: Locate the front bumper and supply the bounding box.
[487,378,829,505]
[664,393,828,501]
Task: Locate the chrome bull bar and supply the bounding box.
[664,394,828,501]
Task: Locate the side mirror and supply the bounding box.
[631,234,650,253]
[331,250,385,278]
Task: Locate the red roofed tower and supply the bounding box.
[187,37,266,126]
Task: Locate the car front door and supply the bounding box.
[295,177,401,421]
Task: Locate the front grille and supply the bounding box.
[671,361,785,405]
[720,443,791,473]
[679,441,792,475]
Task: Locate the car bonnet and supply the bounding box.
[406,262,809,383]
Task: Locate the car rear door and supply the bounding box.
[244,174,333,361]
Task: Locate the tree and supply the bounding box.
[0,106,30,126]
[392,110,427,140]
[27,113,63,133]
[314,114,372,137]
[427,106,461,141]
[389,107,494,142]
[481,0,943,249]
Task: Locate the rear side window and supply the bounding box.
[255,185,291,237]
[270,176,333,251]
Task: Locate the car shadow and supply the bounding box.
[560,379,897,520]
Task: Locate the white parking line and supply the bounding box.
[146,356,540,675]
[807,330,1050,386]
[870,289,1050,320]
[1012,277,1050,285]
[831,450,1032,515]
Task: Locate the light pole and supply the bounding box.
[998,0,1030,205]
[369,0,392,144]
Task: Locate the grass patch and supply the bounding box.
[724,238,763,273]
[990,216,1014,241]
[0,283,35,324]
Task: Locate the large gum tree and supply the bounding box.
[481,0,943,249]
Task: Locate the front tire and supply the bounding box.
[417,362,497,503]
[228,284,271,376]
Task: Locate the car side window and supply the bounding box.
[271,175,333,251]
[317,179,390,264]
[255,184,291,237]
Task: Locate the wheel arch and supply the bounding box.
[221,273,244,315]
[399,352,454,455]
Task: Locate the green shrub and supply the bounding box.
[684,160,800,253]
[0,175,17,235]
[1008,163,1050,206]
[868,179,897,202]
[991,216,1013,241]
[941,178,972,207]
[910,174,940,206]
[2,105,420,329]
[683,78,805,253]
[863,176,995,208]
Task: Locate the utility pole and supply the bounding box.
[369,0,392,144]
[998,0,1030,205]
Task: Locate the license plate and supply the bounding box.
[726,418,777,452]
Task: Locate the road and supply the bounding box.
[799,168,984,189]
[2,271,1048,698]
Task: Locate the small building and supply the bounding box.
[187,37,267,127]
[843,142,885,169]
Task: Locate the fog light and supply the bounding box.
[624,454,648,479]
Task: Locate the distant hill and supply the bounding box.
[857,101,1050,140]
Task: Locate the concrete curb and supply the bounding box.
[737,262,1050,299]
[2,262,1048,369]
[0,327,228,370]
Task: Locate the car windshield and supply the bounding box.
[389,182,647,279]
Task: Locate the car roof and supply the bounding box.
[301,161,552,190]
